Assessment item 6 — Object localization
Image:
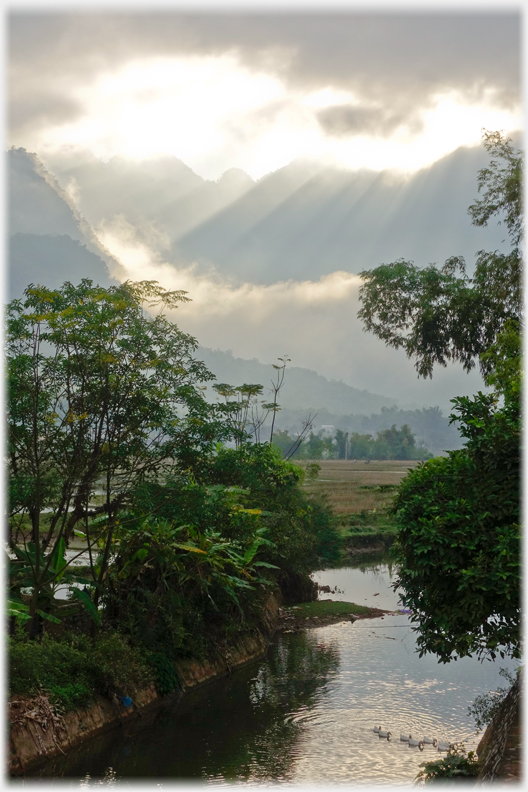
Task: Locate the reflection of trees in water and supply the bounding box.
[355,554,395,579]
[37,632,340,783]
[201,632,340,782]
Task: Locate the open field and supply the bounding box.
[294,459,420,517]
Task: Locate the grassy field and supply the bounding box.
[294,459,420,541]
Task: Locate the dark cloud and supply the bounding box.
[316,105,412,138]
[9,93,82,133]
[8,11,521,139]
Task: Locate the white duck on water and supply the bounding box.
[400,734,412,742]
[423,736,438,747]
[408,738,425,750]
[378,730,392,739]
[437,742,454,752]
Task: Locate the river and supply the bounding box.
[26,553,517,786]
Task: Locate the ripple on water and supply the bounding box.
[31,562,516,785]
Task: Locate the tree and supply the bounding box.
[374,423,417,460]
[7,279,221,633]
[358,131,522,379]
[358,131,522,662]
[334,429,348,459]
[391,367,520,661]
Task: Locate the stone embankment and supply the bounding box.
[477,671,522,783]
[9,593,280,775]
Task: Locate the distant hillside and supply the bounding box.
[9,233,118,299]
[197,347,462,454]
[8,147,122,299]
[198,347,397,415]
[44,141,513,285]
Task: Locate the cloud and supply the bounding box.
[96,215,486,410]
[9,11,520,169]
[317,104,413,138]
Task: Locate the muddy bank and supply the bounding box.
[477,671,522,782]
[9,594,280,776]
[276,603,390,631]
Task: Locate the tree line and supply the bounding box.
[272,424,432,461]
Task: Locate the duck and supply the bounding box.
[378,730,392,739]
[408,738,425,750]
[400,734,412,742]
[423,736,438,747]
[437,742,453,752]
[373,726,381,733]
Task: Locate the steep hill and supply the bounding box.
[43,141,513,285]
[8,147,121,299]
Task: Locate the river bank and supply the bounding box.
[8,593,280,776]
[9,587,395,777]
[10,558,520,784]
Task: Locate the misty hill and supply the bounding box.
[44,141,514,284]
[197,347,462,454]
[46,151,255,252]
[9,233,118,299]
[8,147,121,299]
[198,347,397,415]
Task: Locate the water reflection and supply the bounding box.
[23,558,517,786]
[313,556,400,611]
[29,631,340,783]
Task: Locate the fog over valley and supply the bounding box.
[7,10,521,440]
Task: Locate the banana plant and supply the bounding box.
[8,537,101,629]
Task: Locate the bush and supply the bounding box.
[149,653,181,695]
[468,667,518,731]
[9,631,153,710]
[416,744,480,784]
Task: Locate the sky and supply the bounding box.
[7,4,523,409]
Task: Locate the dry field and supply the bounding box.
[293,459,420,517]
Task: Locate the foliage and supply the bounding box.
[468,667,518,731]
[468,130,523,246]
[9,630,153,710]
[212,356,291,445]
[416,744,480,784]
[7,280,341,697]
[7,279,222,633]
[390,365,520,662]
[275,424,431,460]
[205,443,340,573]
[361,131,522,664]
[101,508,275,658]
[149,653,181,695]
[358,131,522,379]
[8,538,99,632]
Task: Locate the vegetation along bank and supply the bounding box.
[7,279,345,773]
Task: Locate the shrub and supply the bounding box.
[149,653,180,695]
[9,631,153,710]
[468,667,518,731]
[416,744,480,784]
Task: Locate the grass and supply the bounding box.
[9,629,154,711]
[294,459,419,542]
[287,600,373,618]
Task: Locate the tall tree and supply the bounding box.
[8,279,221,631]
[358,131,522,662]
[358,131,522,379]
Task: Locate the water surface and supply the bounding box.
[27,556,516,786]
